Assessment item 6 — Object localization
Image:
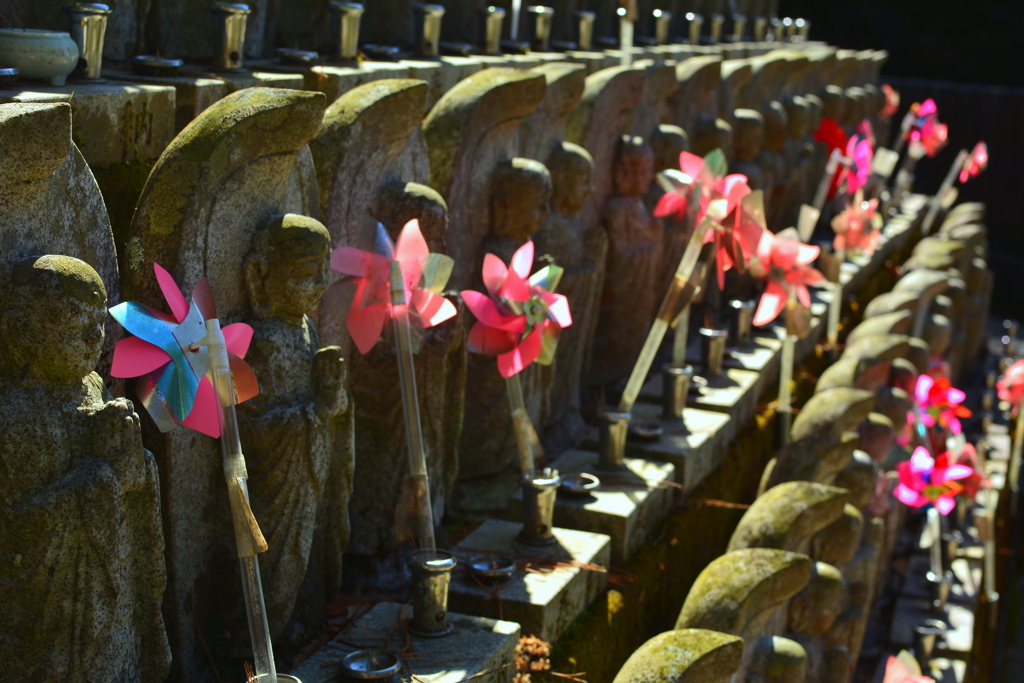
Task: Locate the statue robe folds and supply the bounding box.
[0,374,170,682]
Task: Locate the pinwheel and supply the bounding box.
[883,654,934,683]
[331,220,457,355]
[998,359,1024,414]
[842,126,874,195]
[895,446,974,514]
[944,444,986,502]
[959,141,988,183]
[108,262,275,681]
[908,100,948,158]
[750,232,825,327]
[881,84,900,120]
[110,263,258,438]
[331,219,460,551]
[462,241,571,475]
[814,115,848,157]
[831,193,881,256]
[916,373,971,436]
[653,150,705,221]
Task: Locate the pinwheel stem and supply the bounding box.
[928,506,943,577]
[826,251,844,351]
[391,263,436,552]
[890,110,915,162]
[777,288,798,446]
[921,148,969,235]
[619,17,634,65]
[1011,398,1024,518]
[505,372,540,475]
[205,318,276,682]
[812,149,850,212]
[671,303,691,366]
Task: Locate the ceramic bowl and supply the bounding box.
[0,29,79,86]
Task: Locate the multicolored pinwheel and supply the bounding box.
[881,84,900,120]
[908,99,948,157]
[959,141,988,183]
[915,373,971,436]
[750,232,825,327]
[882,654,934,683]
[843,125,874,194]
[831,193,881,256]
[109,263,258,438]
[945,444,986,502]
[895,446,974,515]
[997,359,1024,414]
[331,219,457,355]
[461,241,572,378]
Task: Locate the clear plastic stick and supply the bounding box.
[921,148,969,235]
[506,372,539,475]
[390,263,436,551]
[889,110,915,166]
[672,303,691,366]
[618,218,712,413]
[826,254,844,349]
[205,319,276,682]
[1010,398,1024,518]
[812,149,849,211]
[928,507,942,576]
[777,288,798,445]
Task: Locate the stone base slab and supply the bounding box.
[448,520,610,641]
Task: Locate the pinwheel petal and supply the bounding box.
[882,655,932,683]
[180,377,221,438]
[795,284,811,310]
[412,290,458,328]
[754,281,786,326]
[497,327,542,378]
[510,241,535,280]
[395,219,429,264]
[482,253,508,296]
[916,375,934,405]
[917,98,937,118]
[895,484,927,508]
[935,496,956,515]
[544,292,573,328]
[154,263,190,323]
[347,303,390,355]
[467,322,517,356]
[943,464,975,481]
[229,354,259,404]
[654,192,687,220]
[948,387,966,405]
[911,446,934,473]
[111,336,171,378]
[499,266,531,303]
[331,246,377,277]
[461,290,524,331]
[680,151,704,178]
[222,322,253,358]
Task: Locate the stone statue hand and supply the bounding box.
[94,398,146,492]
[313,345,348,418]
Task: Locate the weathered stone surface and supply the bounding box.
[810,504,863,567]
[716,59,752,121]
[790,388,875,445]
[676,548,812,640]
[856,413,895,464]
[841,333,911,364]
[630,60,678,140]
[728,482,848,553]
[862,290,919,320]
[121,87,337,679]
[873,387,912,430]
[844,310,913,344]
[759,432,860,495]
[814,356,890,394]
[833,450,881,510]
[613,629,744,683]
[2,0,147,61]
[0,249,171,681]
[519,62,587,161]
[0,82,177,166]
[566,66,646,232]
[747,636,807,683]
[0,102,121,380]
[786,561,845,683]
[293,601,519,683]
[893,268,950,305]
[670,55,723,135]
[448,519,611,641]
[730,108,766,192]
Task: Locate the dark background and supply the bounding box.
[781,0,1024,316]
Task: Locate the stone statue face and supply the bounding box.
[1,255,107,384]
[733,118,764,160]
[246,216,331,323]
[785,101,809,138]
[491,160,553,242]
[375,181,449,254]
[613,141,655,197]
[788,562,845,636]
[650,126,689,173]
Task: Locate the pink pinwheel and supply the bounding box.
[959,141,988,183]
[331,220,457,355]
[751,232,825,327]
[908,100,948,157]
[461,241,572,378]
[895,446,973,515]
[831,195,880,255]
[881,85,900,119]
[653,150,705,221]
[944,445,986,502]
[882,655,934,683]
[110,263,258,438]
[843,129,874,194]
[997,359,1024,414]
[915,374,971,436]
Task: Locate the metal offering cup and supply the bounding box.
[210,2,251,71]
[596,406,630,470]
[65,3,112,80]
[926,570,954,610]
[413,3,445,57]
[479,6,505,55]
[408,549,456,637]
[559,472,600,497]
[699,327,729,377]
[729,299,757,347]
[517,469,561,546]
[573,10,595,50]
[329,2,364,61]
[662,363,694,420]
[653,9,671,45]
[468,553,516,582]
[526,6,554,52]
[912,618,946,673]
[340,649,400,680]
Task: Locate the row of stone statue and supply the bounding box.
[611,201,992,683]
[0,46,886,682]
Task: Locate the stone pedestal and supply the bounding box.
[638,357,762,428]
[503,450,676,564]
[291,602,520,683]
[308,62,412,102]
[447,520,610,641]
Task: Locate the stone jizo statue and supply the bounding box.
[647,124,695,296]
[730,109,767,193]
[0,255,171,682]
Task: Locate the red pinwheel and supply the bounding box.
[843,127,874,194]
[959,141,988,183]
[750,232,825,327]
[915,373,971,436]
[997,359,1024,414]
[831,194,880,256]
[882,655,934,683]
[653,150,704,221]
[109,263,258,438]
[461,241,572,378]
[895,446,974,515]
[945,444,986,502]
[331,219,457,355]
[881,84,900,120]
[908,99,948,157]
[815,117,849,199]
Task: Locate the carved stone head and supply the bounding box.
[546,142,594,216]
[804,94,823,134]
[784,96,810,138]
[244,214,332,324]
[820,85,845,121]
[0,255,107,384]
[844,87,866,127]
[787,561,845,637]
[693,117,733,158]
[374,181,450,254]
[762,101,788,153]
[490,158,553,241]
[733,109,765,161]
[650,124,690,173]
[613,135,656,198]
[811,504,864,567]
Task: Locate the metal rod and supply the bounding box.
[390,262,436,551]
[506,372,539,475]
[672,303,691,366]
[827,260,843,349]
[921,148,969,235]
